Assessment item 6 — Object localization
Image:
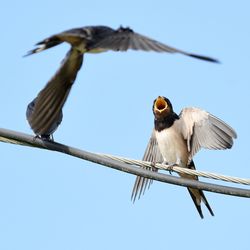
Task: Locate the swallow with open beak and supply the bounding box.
[26,48,83,140]
[25,25,218,63]
[132,96,237,218]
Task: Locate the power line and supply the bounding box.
[0,127,250,198]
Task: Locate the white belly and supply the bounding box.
[155,125,188,166]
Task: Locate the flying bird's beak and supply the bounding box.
[154,96,168,116]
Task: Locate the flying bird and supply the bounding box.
[25,25,218,63]
[26,48,84,140]
[132,96,237,218]
[25,25,218,138]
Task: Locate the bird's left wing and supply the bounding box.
[131,130,163,202]
[179,107,237,163]
[28,48,83,136]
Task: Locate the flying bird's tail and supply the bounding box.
[25,36,63,56]
[181,160,214,219]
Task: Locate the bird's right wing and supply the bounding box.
[27,48,83,136]
[91,28,180,52]
[131,130,163,202]
[90,27,219,62]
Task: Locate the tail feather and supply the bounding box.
[187,188,204,219]
[182,160,214,218]
[24,36,63,56]
[187,188,214,219]
[199,190,214,216]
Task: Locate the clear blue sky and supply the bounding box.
[1,1,250,250]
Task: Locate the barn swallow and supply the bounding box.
[132,96,237,218]
[25,25,218,63]
[26,47,83,140]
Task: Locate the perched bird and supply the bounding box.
[25,25,218,63]
[26,48,84,140]
[132,96,237,218]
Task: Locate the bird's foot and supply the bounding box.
[41,135,54,142]
[162,161,178,175]
[32,134,54,142]
[32,135,42,143]
[150,160,156,168]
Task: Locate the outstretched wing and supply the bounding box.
[131,130,163,202]
[179,107,237,163]
[90,27,219,62]
[27,48,83,136]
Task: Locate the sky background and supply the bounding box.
[1,1,250,250]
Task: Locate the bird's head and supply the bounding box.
[153,96,173,119]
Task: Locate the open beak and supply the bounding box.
[154,96,168,113]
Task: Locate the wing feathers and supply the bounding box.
[180,107,237,162]
[25,25,218,62]
[131,130,163,201]
[27,48,83,136]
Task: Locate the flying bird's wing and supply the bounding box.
[179,107,237,163]
[26,98,63,138]
[25,25,218,62]
[27,48,83,136]
[90,27,219,62]
[131,130,163,202]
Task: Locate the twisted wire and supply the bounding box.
[99,154,250,185]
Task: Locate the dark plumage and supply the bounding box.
[26,98,63,140]
[25,25,219,63]
[26,48,83,139]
